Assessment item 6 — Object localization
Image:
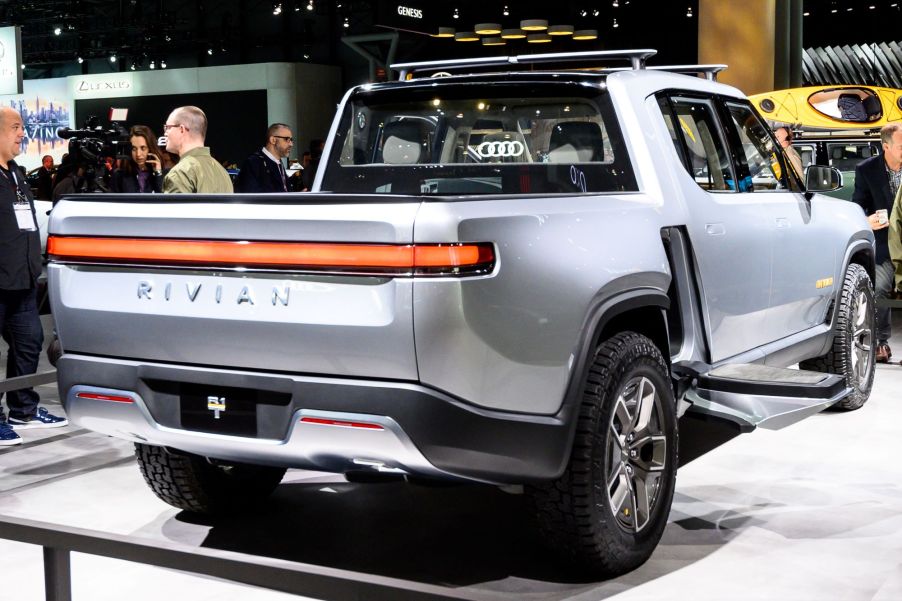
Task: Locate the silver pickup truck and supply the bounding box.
[47,50,875,576]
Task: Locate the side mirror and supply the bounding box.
[805,165,843,192]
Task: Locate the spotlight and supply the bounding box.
[110,54,117,63]
[130,62,136,70]
[343,16,349,27]
[307,0,314,9]
[161,59,167,68]
[53,26,61,35]
[273,2,282,15]
[303,53,310,59]
[76,56,84,64]
[580,9,587,17]
[207,48,213,55]
[453,7,459,19]
[613,18,618,27]
[612,0,618,6]
[19,64,24,70]
[165,34,171,42]
[592,8,599,16]
[149,60,156,69]
[686,6,693,17]
[502,5,509,16]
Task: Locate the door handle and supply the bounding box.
[705,223,726,236]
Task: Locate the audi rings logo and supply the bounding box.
[477,140,524,158]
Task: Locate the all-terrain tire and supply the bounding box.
[135,443,286,514]
[799,263,875,411]
[528,331,678,577]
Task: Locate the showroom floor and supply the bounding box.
[0,315,900,601]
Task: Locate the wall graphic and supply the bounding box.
[0,78,71,170]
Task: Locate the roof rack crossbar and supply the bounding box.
[391,49,658,80]
[600,64,728,81]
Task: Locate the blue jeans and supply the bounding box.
[875,259,893,345]
[0,288,43,421]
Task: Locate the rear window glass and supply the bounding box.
[319,83,637,196]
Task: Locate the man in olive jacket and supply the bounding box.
[162,106,233,194]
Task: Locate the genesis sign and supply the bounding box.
[397,5,423,18]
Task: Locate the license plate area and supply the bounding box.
[180,383,283,437]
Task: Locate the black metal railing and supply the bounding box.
[0,515,486,601]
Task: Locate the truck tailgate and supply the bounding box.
[48,194,422,380]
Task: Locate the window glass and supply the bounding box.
[796,144,816,169]
[321,84,637,196]
[724,101,795,191]
[826,142,878,172]
[668,97,734,192]
[657,96,689,172]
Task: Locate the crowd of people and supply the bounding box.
[31,107,323,202]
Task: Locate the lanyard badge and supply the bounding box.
[13,185,36,232]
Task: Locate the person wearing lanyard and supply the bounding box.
[0,107,67,445]
[234,123,295,193]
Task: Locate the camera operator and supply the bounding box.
[111,125,164,193]
[55,117,131,197]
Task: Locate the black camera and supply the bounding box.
[56,116,131,192]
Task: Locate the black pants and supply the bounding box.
[0,288,43,421]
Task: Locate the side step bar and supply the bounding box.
[684,363,850,433]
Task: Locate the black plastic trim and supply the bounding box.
[697,372,845,399]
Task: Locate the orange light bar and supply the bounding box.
[48,236,495,276]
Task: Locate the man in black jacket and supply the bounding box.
[0,107,67,445]
[35,155,54,200]
[235,123,294,193]
[852,123,902,363]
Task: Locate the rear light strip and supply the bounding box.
[47,236,495,276]
[75,392,134,403]
[299,417,384,430]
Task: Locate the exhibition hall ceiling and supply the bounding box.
[0,0,900,79]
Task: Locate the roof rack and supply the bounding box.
[391,49,658,80]
[600,64,728,81]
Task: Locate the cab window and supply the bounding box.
[723,101,797,192]
[666,96,735,192]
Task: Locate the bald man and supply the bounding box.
[162,105,233,194]
[0,107,67,445]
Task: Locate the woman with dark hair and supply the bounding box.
[111,125,164,193]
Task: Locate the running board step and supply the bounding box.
[686,363,850,432]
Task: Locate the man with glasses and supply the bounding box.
[235,123,295,193]
[161,105,233,194]
[0,107,67,445]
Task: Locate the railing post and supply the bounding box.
[43,547,72,601]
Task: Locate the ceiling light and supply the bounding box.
[343,16,349,27]
[503,5,509,16]
[803,11,810,16]
[501,28,526,39]
[165,34,172,42]
[475,23,502,34]
[526,33,552,43]
[130,62,136,70]
[273,3,282,15]
[686,6,693,17]
[149,60,155,69]
[109,54,117,63]
[434,27,455,38]
[53,26,61,35]
[161,59,167,69]
[613,18,619,27]
[592,9,600,16]
[847,7,853,11]
[572,29,598,40]
[482,37,506,46]
[452,7,459,19]
[830,8,837,12]
[20,64,24,70]
[454,31,478,41]
[548,24,574,36]
[520,19,549,31]
[207,48,213,55]
[580,9,588,17]
[612,0,619,6]
[307,0,314,9]
[76,55,83,64]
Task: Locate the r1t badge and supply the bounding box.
[207,396,226,419]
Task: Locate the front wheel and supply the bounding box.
[135,443,286,514]
[800,263,875,411]
[529,332,678,577]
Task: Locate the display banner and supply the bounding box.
[375,0,435,35]
[0,26,22,95]
[0,78,71,169]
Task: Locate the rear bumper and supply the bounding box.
[57,354,572,484]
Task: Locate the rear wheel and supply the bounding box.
[799,263,875,411]
[135,443,286,514]
[529,332,678,576]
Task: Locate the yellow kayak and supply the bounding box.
[749,85,902,130]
